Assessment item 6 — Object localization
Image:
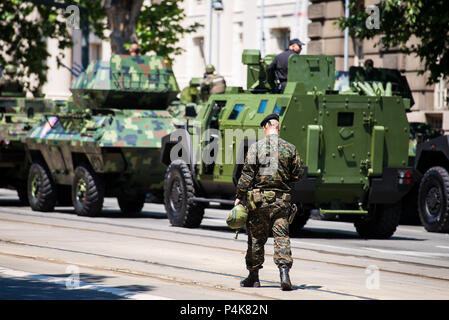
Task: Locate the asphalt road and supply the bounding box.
[0,188,448,301]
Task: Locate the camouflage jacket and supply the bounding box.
[236,134,303,199]
[201,74,226,94]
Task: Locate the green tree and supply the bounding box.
[338,0,448,85]
[134,1,202,61]
[0,0,200,94]
[0,0,106,94]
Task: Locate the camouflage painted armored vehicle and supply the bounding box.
[0,65,60,203]
[25,55,182,216]
[161,50,419,238]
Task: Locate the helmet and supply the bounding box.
[205,64,215,74]
[4,64,16,75]
[226,204,248,229]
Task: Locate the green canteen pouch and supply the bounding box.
[252,189,263,204]
[247,191,257,211]
[264,190,276,203]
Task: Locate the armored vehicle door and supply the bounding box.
[198,99,226,176]
[317,95,379,199]
[214,100,251,183]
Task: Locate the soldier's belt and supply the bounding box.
[262,190,291,202]
[247,189,291,210]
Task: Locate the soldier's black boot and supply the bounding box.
[240,270,260,287]
[279,266,293,291]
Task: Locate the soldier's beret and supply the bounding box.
[260,113,279,127]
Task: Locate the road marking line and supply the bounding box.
[363,248,449,258]
[437,246,449,250]
[0,267,171,300]
[291,240,369,253]
[396,228,426,234]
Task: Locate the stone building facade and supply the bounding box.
[34,0,447,131]
[307,0,448,131]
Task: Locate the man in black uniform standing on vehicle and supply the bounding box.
[267,38,305,93]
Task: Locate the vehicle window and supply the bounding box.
[228,104,245,120]
[257,100,268,113]
[273,105,286,116]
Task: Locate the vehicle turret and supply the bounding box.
[24,54,188,217]
[70,55,180,110]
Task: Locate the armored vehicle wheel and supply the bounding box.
[28,162,57,212]
[72,165,104,217]
[164,160,204,228]
[354,202,401,239]
[117,194,146,216]
[417,166,449,232]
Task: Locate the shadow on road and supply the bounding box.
[0,271,155,300]
[0,199,27,207]
[292,227,423,241]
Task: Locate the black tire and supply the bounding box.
[289,205,310,237]
[27,162,56,212]
[354,202,401,239]
[164,160,204,228]
[72,165,104,217]
[117,194,146,216]
[417,166,449,232]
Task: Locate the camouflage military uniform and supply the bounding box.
[236,134,303,271]
[200,74,226,101]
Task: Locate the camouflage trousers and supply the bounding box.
[245,197,293,271]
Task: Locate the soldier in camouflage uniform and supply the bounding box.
[200,64,226,101]
[129,43,140,56]
[234,113,303,291]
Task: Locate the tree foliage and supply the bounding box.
[0,0,200,93]
[134,1,202,61]
[338,0,449,85]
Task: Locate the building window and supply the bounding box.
[426,113,443,130]
[271,28,291,52]
[434,77,448,109]
[194,37,205,63]
[191,36,205,77]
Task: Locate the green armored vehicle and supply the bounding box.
[25,54,183,216]
[0,64,59,203]
[161,50,419,238]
